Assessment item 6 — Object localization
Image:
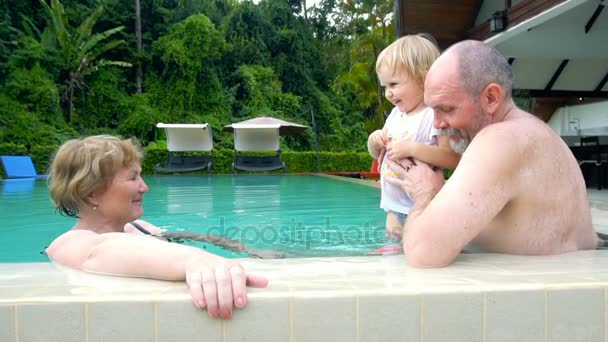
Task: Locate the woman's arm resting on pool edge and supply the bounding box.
[46,231,268,318]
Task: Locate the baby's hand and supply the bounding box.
[387,138,415,160]
[370,129,387,149]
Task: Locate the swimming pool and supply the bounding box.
[0,175,387,262]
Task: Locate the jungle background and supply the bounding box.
[0,0,397,160]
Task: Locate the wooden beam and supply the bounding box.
[594,71,608,92]
[545,59,569,91]
[468,0,567,41]
[585,3,605,33]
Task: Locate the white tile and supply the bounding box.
[0,305,16,342]
[226,297,290,341]
[422,291,483,342]
[88,302,154,342]
[546,288,604,342]
[293,294,356,342]
[17,303,85,342]
[157,300,222,341]
[358,293,420,342]
[485,289,544,342]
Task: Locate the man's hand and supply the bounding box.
[185,255,268,319]
[384,158,444,202]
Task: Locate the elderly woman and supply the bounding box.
[45,135,267,319]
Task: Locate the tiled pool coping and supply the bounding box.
[2,251,608,341]
[2,185,608,341]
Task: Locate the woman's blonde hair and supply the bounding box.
[375,34,440,86]
[48,135,143,217]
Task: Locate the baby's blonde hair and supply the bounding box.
[375,34,440,86]
[48,135,142,217]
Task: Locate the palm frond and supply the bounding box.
[79,26,125,57]
[75,5,104,48]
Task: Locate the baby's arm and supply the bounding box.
[409,135,460,168]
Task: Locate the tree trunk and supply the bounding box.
[134,0,142,93]
[303,0,307,20]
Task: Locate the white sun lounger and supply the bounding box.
[155,123,213,173]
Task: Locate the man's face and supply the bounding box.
[424,55,489,154]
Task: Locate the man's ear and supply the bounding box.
[480,83,502,115]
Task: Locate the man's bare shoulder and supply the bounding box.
[474,111,549,152]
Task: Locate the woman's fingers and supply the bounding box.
[230,264,247,308]
[186,258,268,319]
[201,268,219,318]
[215,266,234,319]
[186,271,206,310]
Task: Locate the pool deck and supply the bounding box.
[2,189,608,341]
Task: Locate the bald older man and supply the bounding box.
[385,40,599,267]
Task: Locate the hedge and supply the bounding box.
[0,143,374,177]
[146,147,374,174]
[0,143,454,179]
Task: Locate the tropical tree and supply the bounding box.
[35,0,130,123]
[152,14,227,121]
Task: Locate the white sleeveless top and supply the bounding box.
[380,106,440,214]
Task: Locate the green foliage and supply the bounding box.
[118,94,167,145]
[30,143,59,174]
[5,65,62,124]
[0,93,71,147]
[152,14,228,121]
[222,3,272,68]
[81,67,128,129]
[0,0,395,160]
[36,0,130,123]
[230,64,301,118]
[0,6,17,80]
[0,143,28,156]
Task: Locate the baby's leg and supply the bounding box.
[385,211,404,240]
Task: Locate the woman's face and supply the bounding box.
[93,163,149,224]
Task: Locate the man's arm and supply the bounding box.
[390,128,519,267]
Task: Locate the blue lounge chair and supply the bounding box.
[0,156,48,179]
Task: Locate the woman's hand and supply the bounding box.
[185,254,268,319]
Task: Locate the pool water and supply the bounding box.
[0,175,389,262]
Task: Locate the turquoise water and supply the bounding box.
[0,175,388,262]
